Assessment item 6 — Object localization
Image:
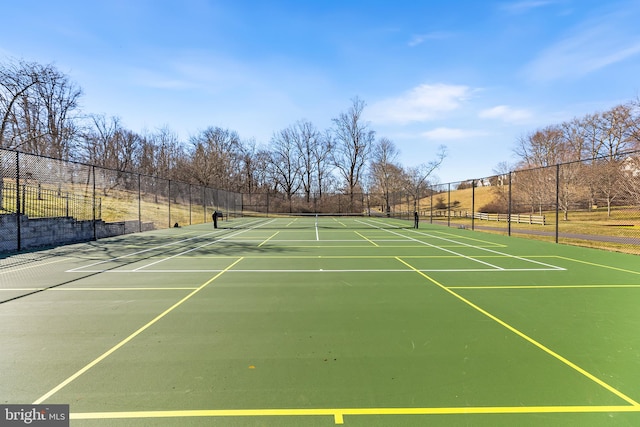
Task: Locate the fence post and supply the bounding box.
[16,151,21,251]
[429,186,433,224]
[471,180,475,231]
[92,165,97,241]
[447,183,451,227]
[555,164,560,244]
[138,174,142,232]
[508,171,512,236]
[168,179,172,228]
[189,184,192,225]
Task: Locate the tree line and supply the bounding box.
[3,57,640,215]
[1,58,446,212]
[483,102,640,218]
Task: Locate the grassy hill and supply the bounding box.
[418,185,497,212]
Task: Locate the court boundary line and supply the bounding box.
[63,220,273,273]
[354,231,379,246]
[356,220,506,270]
[64,267,565,274]
[557,256,640,275]
[450,284,640,290]
[65,229,228,273]
[258,231,279,247]
[0,287,199,291]
[395,256,640,408]
[33,257,245,405]
[360,219,565,271]
[132,226,262,271]
[0,257,71,275]
[69,404,640,424]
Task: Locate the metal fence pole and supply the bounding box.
[471,180,475,230]
[138,174,142,232]
[92,165,96,241]
[429,186,433,224]
[189,184,192,225]
[508,172,512,237]
[447,183,451,227]
[16,151,21,251]
[555,164,560,244]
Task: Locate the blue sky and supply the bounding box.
[2,0,640,183]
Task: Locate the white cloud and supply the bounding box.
[499,1,554,14]
[367,83,473,124]
[479,105,532,122]
[408,32,454,47]
[526,7,640,81]
[422,127,487,140]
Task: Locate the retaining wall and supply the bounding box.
[0,214,155,253]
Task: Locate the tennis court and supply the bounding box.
[1,215,640,426]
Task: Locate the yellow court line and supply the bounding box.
[33,257,245,405]
[70,405,640,424]
[284,218,298,227]
[449,284,640,290]
[395,256,640,408]
[557,256,640,275]
[354,231,379,247]
[258,232,280,247]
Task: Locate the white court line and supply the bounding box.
[132,219,277,271]
[66,218,271,273]
[0,257,71,275]
[359,219,565,271]
[356,219,504,270]
[68,267,564,274]
[66,231,224,272]
[414,229,565,270]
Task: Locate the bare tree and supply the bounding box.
[36,65,82,159]
[187,127,241,189]
[0,59,81,158]
[588,105,637,215]
[269,126,303,209]
[404,145,447,212]
[236,139,260,195]
[1,59,41,148]
[515,125,567,168]
[80,114,142,194]
[313,129,334,200]
[290,120,321,203]
[369,137,403,215]
[331,97,375,211]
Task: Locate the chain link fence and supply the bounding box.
[0,148,242,252]
[422,151,640,255]
[1,148,638,254]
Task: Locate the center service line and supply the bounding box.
[33,257,245,405]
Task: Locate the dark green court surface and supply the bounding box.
[1,217,639,425]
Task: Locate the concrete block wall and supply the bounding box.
[0,215,156,253]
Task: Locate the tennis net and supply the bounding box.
[221,212,417,229]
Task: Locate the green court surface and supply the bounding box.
[1,216,640,426]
